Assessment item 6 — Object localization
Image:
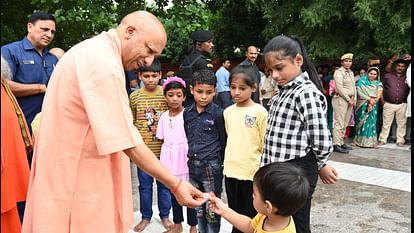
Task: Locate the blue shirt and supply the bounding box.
[1,37,58,130]
[216,66,230,92]
[184,102,227,160]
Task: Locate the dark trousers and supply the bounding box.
[225,177,257,233]
[171,194,197,226]
[216,91,233,109]
[286,150,319,233]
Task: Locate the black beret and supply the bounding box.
[190,30,213,42]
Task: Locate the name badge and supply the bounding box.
[23,60,35,64]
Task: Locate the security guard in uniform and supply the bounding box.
[181,30,215,106]
[332,53,357,153]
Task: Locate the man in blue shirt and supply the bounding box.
[215,58,233,109]
[1,11,58,134]
[237,46,262,104]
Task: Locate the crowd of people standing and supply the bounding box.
[316,54,411,152]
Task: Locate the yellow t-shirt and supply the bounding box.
[223,103,268,180]
[251,213,296,233]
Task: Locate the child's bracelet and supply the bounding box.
[171,178,182,194]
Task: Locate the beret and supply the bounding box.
[190,30,213,42]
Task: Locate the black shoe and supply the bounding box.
[334,145,349,154]
[341,144,353,150]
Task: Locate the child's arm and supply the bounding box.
[209,197,255,233]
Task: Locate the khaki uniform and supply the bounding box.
[332,66,356,145]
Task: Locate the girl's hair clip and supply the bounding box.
[162,76,186,90]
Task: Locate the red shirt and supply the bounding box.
[382,72,409,104]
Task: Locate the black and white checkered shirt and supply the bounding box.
[261,72,332,169]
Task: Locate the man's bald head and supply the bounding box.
[49,47,65,59]
[116,11,167,70]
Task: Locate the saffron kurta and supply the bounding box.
[21,29,143,233]
[1,79,31,233]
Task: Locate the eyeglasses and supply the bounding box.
[371,64,380,67]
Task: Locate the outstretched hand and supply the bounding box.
[208,197,227,215]
[173,180,206,208]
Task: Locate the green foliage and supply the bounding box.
[208,0,268,59]
[158,0,213,63]
[1,0,410,64]
[251,0,411,63]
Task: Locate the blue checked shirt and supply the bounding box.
[261,72,332,169]
[184,102,227,161]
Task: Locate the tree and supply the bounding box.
[158,0,213,63]
[2,0,410,64]
[249,0,411,63]
[207,0,268,59]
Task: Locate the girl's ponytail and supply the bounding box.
[288,36,324,93]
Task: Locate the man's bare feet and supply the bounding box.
[133,219,150,232]
[165,223,183,233]
[189,226,197,233]
[161,218,173,231]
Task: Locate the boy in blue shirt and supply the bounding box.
[184,69,227,233]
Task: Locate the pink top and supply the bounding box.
[156,109,189,179]
[22,29,143,233]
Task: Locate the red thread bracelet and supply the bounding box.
[171,178,182,194]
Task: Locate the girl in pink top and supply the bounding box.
[157,77,197,233]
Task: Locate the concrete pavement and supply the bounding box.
[128,142,411,233]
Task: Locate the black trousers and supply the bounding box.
[225,177,257,233]
[286,151,319,233]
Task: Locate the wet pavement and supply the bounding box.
[128,141,411,233]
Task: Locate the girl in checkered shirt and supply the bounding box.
[261,35,339,233]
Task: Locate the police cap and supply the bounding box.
[190,30,213,42]
[341,53,353,61]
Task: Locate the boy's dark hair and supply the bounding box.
[139,59,161,74]
[192,69,217,87]
[163,81,186,96]
[263,35,323,93]
[29,11,56,24]
[229,65,256,88]
[220,58,229,65]
[253,162,309,217]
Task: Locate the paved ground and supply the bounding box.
[128,141,411,233]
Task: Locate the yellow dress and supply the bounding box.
[251,213,296,233]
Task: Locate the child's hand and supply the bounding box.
[208,197,227,215]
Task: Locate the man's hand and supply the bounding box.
[173,180,206,208]
[319,164,339,184]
